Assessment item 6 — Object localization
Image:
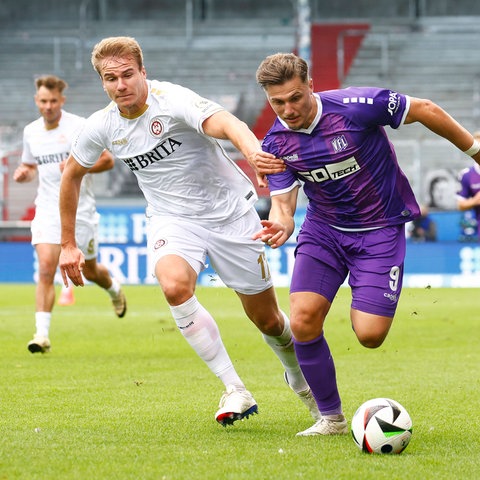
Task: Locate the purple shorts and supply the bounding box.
[290,217,406,317]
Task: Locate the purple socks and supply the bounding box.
[293,333,343,416]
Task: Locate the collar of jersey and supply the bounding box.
[119,103,149,119]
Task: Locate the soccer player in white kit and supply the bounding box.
[58,36,319,428]
[14,75,127,354]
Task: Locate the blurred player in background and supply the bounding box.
[58,37,319,428]
[253,52,480,436]
[408,204,437,242]
[14,75,127,354]
[457,130,480,241]
[57,281,75,306]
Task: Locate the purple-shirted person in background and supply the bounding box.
[457,130,480,240]
[252,52,480,437]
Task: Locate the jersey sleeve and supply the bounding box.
[335,87,410,130]
[164,83,224,134]
[267,170,302,196]
[21,125,35,165]
[262,134,301,195]
[70,112,107,168]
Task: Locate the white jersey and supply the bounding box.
[71,80,257,226]
[22,110,98,224]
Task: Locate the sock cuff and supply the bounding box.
[108,278,120,294]
[280,310,291,337]
[35,311,52,322]
[169,295,199,319]
[263,310,293,347]
[293,332,325,347]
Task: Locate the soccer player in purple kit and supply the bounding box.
[252,52,480,436]
[457,130,480,240]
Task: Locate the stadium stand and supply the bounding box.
[0,18,296,129]
[343,16,480,205]
[344,17,480,134]
[2,0,480,219]
[0,16,296,214]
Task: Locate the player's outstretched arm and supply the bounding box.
[202,110,285,187]
[405,97,480,159]
[252,186,299,248]
[59,155,89,287]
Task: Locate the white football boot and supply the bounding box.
[215,385,258,426]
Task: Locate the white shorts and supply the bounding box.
[31,215,99,261]
[147,207,273,295]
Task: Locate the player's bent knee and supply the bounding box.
[356,329,389,348]
[290,320,324,343]
[253,315,283,336]
[161,282,195,306]
[351,311,393,348]
[358,336,385,349]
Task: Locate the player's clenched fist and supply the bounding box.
[246,151,285,187]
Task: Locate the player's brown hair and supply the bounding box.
[35,75,68,93]
[91,36,144,76]
[256,53,309,89]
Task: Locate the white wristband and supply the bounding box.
[463,139,480,157]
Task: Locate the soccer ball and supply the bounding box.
[351,398,413,454]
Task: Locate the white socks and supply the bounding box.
[170,299,308,394]
[262,311,310,394]
[106,278,121,299]
[170,296,245,390]
[35,312,51,337]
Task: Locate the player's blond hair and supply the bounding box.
[256,53,309,89]
[91,36,144,76]
[35,75,68,93]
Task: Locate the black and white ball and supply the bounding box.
[351,398,413,454]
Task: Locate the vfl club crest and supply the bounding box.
[331,135,348,153]
[149,116,164,138]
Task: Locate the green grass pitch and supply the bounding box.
[0,284,479,479]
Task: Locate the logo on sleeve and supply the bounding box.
[149,116,164,138]
[194,99,217,115]
[387,91,400,115]
[154,239,167,249]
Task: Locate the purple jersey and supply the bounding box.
[458,165,480,225]
[262,87,420,229]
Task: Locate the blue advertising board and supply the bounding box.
[1,206,479,287]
